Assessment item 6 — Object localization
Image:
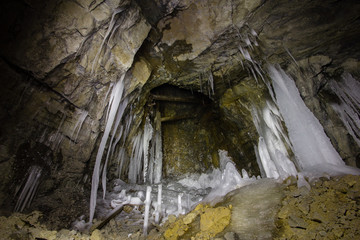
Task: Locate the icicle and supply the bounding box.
[71,110,88,142]
[128,132,144,184]
[330,73,360,146]
[238,46,253,62]
[254,145,266,178]
[104,83,114,123]
[257,137,280,179]
[14,166,42,212]
[208,71,215,95]
[143,186,152,236]
[250,28,258,37]
[155,184,162,224]
[101,97,129,198]
[252,101,296,179]
[116,147,127,178]
[89,75,125,223]
[50,113,66,151]
[91,8,125,74]
[284,47,299,67]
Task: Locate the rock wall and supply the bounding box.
[0,0,151,228]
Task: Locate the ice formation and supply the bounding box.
[208,71,215,96]
[268,65,360,176]
[143,186,152,236]
[71,110,88,142]
[142,118,154,183]
[154,184,162,224]
[94,150,255,228]
[252,101,297,179]
[90,75,126,223]
[330,73,360,146]
[91,7,126,74]
[14,165,42,212]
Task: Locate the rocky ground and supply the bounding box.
[0,175,359,240]
[275,175,360,240]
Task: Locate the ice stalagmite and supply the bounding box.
[177,193,183,216]
[155,184,162,224]
[89,75,125,223]
[143,186,152,236]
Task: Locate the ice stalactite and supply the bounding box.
[268,65,360,176]
[236,27,265,84]
[49,113,66,152]
[252,101,297,179]
[89,74,126,223]
[330,73,360,146]
[208,71,215,96]
[71,110,88,142]
[91,7,126,74]
[101,97,129,198]
[128,132,144,184]
[14,165,42,212]
[128,112,162,184]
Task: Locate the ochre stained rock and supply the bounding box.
[275,175,360,239]
[197,206,231,239]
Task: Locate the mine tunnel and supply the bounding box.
[0,0,360,239]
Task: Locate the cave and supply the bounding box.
[0,0,360,239]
